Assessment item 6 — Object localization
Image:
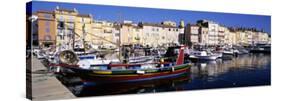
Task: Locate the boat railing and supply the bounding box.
[49,61,174,69]
[108,61,173,67]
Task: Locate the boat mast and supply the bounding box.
[72,22,75,50]
[82,19,86,54]
[117,12,123,61]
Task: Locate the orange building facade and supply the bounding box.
[36,11,56,47]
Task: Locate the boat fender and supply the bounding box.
[161,64,164,68]
[171,66,175,72]
[56,66,61,73]
[137,70,145,74]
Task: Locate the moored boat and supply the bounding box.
[189,50,219,60]
[250,44,271,53]
[54,45,191,83]
[223,48,239,57]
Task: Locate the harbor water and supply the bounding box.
[59,53,270,97]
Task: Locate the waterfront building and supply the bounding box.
[92,20,118,49]
[35,11,56,48]
[119,21,143,46]
[33,7,97,49]
[33,7,270,49]
[131,25,143,45]
[185,24,199,46]
[236,31,248,46]
[229,31,238,46]
[267,36,271,44]
[259,32,269,44]
[198,27,209,46]
[140,22,180,47]
[112,25,121,46]
[252,31,259,45]
[197,20,220,46]
[251,31,269,44]
[218,25,227,45]
[54,7,79,49]
[223,28,231,46]
[74,14,93,48]
[140,23,163,47]
[161,21,180,46]
[245,31,254,45]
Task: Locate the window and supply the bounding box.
[57,30,64,40]
[45,22,51,34]
[69,16,75,22]
[59,16,64,21]
[68,23,74,29]
[45,27,50,33]
[211,26,216,31]
[58,22,64,29]
[80,18,83,23]
[67,30,73,38]
[44,14,52,19]
[58,29,63,34]
[59,35,64,40]
[45,21,50,26]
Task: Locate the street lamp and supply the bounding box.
[28,15,38,22]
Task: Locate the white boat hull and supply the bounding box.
[189,55,218,60]
[189,50,219,60]
[197,55,217,60]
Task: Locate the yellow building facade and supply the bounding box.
[92,21,118,49]
[36,7,96,49]
[74,14,93,48]
[54,7,78,49]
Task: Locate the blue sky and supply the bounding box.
[28,1,271,34]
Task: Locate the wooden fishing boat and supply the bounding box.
[67,72,190,96]
[58,45,191,83]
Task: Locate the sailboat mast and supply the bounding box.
[82,21,86,54]
[72,23,75,50]
[118,12,122,61]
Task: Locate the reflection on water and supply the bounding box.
[61,53,270,97]
[191,53,270,78]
